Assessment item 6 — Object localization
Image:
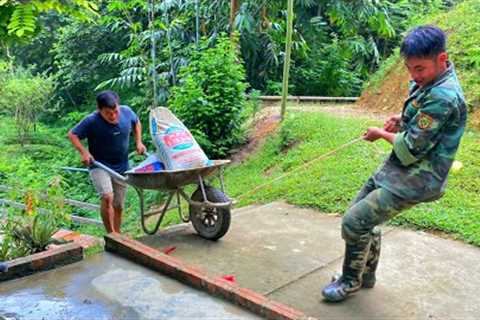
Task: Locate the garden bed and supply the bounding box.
[0,229,101,282]
[0,242,83,281]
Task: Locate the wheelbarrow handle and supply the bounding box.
[92,160,128,182]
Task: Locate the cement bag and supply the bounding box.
[128,154,165,173]
[150,107,211,170]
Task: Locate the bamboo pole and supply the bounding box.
[280,0,294,121]
[195,0,200,46]
[148,0,158,108]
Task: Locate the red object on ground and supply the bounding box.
[162,246,177,255]
[221,275,236,283]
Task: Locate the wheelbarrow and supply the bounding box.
[92,159,232,240]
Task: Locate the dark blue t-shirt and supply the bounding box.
[72,105,139,173]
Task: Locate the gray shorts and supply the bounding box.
[89,168,127,209]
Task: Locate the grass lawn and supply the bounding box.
[225,110,480,246]
[1,111,478,247]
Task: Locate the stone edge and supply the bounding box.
[105,232,316,320]
[0,242,83,282]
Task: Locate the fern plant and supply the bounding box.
[1,0,98,40]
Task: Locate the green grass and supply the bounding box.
[1,112,479,247]
[364,0,480,109]
[224,111,480,246]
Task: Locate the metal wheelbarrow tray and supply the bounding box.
[93,160,232,240]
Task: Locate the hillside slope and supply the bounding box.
[358,0,480,127]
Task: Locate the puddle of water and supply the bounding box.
[92,268,258,319]
[0,287,115,320]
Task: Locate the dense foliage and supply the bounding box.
[2,1,460,111]
[0,62,53,145]
[169,35,248,157]
[0,0,476,261]
[361,0,480,124]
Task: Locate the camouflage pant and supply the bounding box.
[338,177,419,283]
[342,177,418,244]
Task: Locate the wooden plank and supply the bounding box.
[0,185,99,211]
[0,198,102,226]
[64,199,99,211]
[70,215,103,226]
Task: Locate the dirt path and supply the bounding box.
[231,102,391,163]
[261,102,392,121]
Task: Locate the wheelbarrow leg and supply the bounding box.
[197,174,208,202]
[135,187,175,235]
[218,166,226,194]
[176,189,189,223]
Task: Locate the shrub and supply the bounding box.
[292,40,362,97]
[0,67,53,145]
[0,175,69,260]
[169,35,248,158]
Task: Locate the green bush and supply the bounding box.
[292,40,362,96]
[169,35,248,158]
[0,67,53,145]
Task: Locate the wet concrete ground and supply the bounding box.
[0,252,261,320]
[140,202,480,320]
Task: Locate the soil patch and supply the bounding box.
[230,113,281,164]
[356,60,410,115]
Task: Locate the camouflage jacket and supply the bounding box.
[373,62,467,202]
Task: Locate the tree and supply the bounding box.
[0,0,98,70]
[0,0,97,38]
[51,20,127,113]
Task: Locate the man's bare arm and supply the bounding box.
[68,131,93,165]
[133,121,147,154]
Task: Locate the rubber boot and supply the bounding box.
[322,234,372,302]
[362,227,381,288]
[0,262,8,273]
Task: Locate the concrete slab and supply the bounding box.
[105,233,309,320]
[0,252,261,320]
[139,202,348,294]
[138,201,480,320]
[268,228,480,320]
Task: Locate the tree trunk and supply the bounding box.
[230,0,240,32]
[261,6,269,30]
[280,0,294,121]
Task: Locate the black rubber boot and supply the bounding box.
[0,262,8,273]
[362,227,381,288]
[322,235,372,302]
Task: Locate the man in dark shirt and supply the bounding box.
[68,90,146,233]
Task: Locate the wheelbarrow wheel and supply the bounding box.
[189,186,231,241]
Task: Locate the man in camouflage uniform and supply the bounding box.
[322,25,467,302]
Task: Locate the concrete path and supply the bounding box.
[0,252,261,320]
[139,202,480,320]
